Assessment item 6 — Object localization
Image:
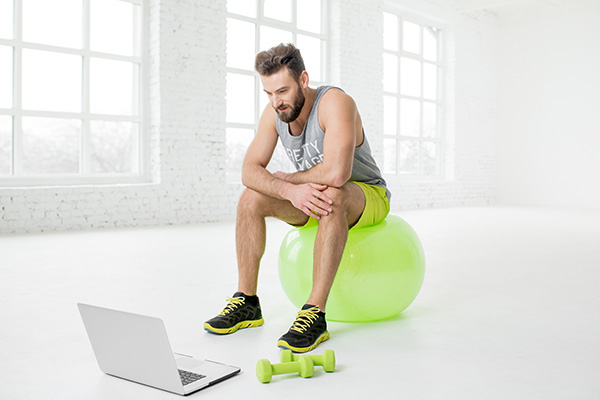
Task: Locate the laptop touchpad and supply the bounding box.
[176,356,207,370]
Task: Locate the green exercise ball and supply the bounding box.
[278,214,425,322]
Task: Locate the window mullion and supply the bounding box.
[254,10,261,129]
[12,0,23,176]
[81,0,91,175]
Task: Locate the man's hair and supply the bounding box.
[254,43,306,81]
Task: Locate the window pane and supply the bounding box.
[423,63,437,100]
[0,45,12,108]
[22,49,81,112]
[227,0,256,18]
[0,116,11,175]
[383,13,398,51]
[297,0,321,34]
[90,121,138,174]
[423,26,439,62]
[296,35,321,82]
[402,21,421,54]
[423,102,437,138]
[399,140,418,174]
[382,53,397,93]
[22,117,81,174]
[400,57,420,97]
[226,73,255,124]
[0,0,13,39]
[422,141,438,175]
[383,138,396,174]
[383,96,397,136]
[22,0,82,48]
[90,58,137,115]
[400,99,420,137]
[264,0,292,23]
[91,0,139,56]
[260,26,293,51]
[226,128,253,177]
[227,18,256,70]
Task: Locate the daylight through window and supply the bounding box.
[226,0,326,182]
[0,0,146,184]
[383,11,444,178]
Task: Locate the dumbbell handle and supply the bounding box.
[280,349,335,372]
[271,360,305,375]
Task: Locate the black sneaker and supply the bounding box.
[203,292,264,334]
[277,304,330,353]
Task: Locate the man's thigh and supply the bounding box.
[240,187,309,226]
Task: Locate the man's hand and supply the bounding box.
[283,182,333,219]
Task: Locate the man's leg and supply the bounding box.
[307,182,366,310]
[205,188,308,335]
[277,182,366,352]
[236,187,309,296]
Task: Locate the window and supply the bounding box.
[0,0,146,184]
[382,11,443,178]
[226,0,326,182]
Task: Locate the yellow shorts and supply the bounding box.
[301,182,390,230]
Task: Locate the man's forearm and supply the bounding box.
[281,163,349,188]
[242,164,294,201]
[244,163,334,218]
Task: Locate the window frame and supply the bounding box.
[0,0,150,187]
[225,0,328,183]
[382,7,446,180]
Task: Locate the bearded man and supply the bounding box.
[204,43,390,353]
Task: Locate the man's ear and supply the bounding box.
[300,70,309,88]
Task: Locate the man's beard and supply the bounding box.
[276,85,305,123]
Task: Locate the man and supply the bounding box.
[204,43,391,353]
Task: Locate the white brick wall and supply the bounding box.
[0,0,499,234]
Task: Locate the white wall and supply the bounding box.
[1,0,501,234]
[497,4,600,209]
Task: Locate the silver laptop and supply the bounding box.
[78,303,240,395]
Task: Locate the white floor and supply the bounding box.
[1,206,599,400]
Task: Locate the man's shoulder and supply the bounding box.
[318,86,357,115]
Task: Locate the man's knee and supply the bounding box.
[238,188,300,221]
[320,183,365,224]
[322,186,346,210]
[238,188,269,216]
[323,183,362,209]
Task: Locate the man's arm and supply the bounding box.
[242,105,333,218]
[275,89,359,188]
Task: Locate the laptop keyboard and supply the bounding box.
[178,369,206,386]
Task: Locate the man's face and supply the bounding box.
[261,68,305,123]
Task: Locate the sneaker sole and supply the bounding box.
[203,318,264,335]
[276,330,330,353]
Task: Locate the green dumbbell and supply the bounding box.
[280,349,336,373]
[256,355,314,383]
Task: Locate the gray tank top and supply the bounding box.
[276,85,391,201]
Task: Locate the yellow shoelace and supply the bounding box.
[219,296,245,316]
[290,307,321,333]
